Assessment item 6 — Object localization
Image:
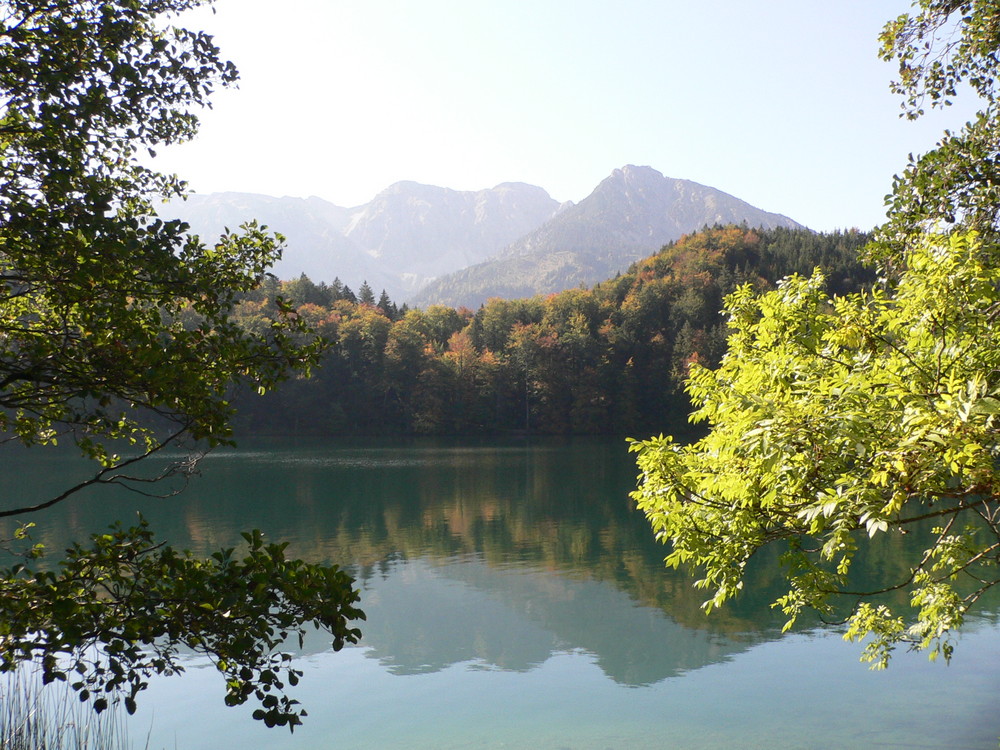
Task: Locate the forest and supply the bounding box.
[230,225,874,437]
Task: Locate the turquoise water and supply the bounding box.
[5,438,1000,749]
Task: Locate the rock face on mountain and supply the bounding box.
[161,191,395,291]
[163,182,560,301]
[409,166,803,309]
[341,181,560,295]
[162,165,801,307]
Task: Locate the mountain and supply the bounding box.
[161,191,396,292]
[341,181,560,296]
[162,182,560,301]
[409,166,803,309]
[161,166,802,308]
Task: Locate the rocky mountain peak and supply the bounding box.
[163,167,803,308]
[409,167,804,309]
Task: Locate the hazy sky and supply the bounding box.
[154,1,976,232]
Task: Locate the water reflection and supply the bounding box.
[4,437,999,689]
[353,554,753,685]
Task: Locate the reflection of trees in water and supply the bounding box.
[7,438,1000,684]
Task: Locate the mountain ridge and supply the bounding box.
[410,166,803,308]
[162,166,803,306]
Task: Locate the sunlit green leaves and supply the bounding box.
[632,230,1000,666]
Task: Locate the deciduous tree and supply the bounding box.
[875,0,1000,255]
[632,0,1000,665]
[632,231,1000,664]
[0,0,362,729]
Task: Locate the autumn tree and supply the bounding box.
[0,0,362,729]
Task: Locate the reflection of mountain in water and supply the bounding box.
[6,436,1000,691]
[353,555,759,686]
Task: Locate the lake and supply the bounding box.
[3,437,1000,749]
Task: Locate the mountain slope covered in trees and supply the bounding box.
[166,166,803,306]
[409,166,803,309]
[231,226,873,437]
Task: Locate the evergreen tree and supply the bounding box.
[358,280,376,306]
[377,289,397,320]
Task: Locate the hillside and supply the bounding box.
[409,166,803,308]
[234,226,873,437]
[163,166,804,306]
[343,181,561,295]
[163,182,561,301]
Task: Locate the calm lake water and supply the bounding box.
[4,437,1000,749]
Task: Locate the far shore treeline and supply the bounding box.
[228,225,874,437]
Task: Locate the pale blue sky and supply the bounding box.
[155,1,976,232]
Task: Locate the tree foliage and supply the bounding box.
[633,1,1000,665]
[876,0,1000,253]
[0,0,362,728]
[1,520,363,727]
[236,227,873,437]
[0,0,327,465]
[632,231,1000,665]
